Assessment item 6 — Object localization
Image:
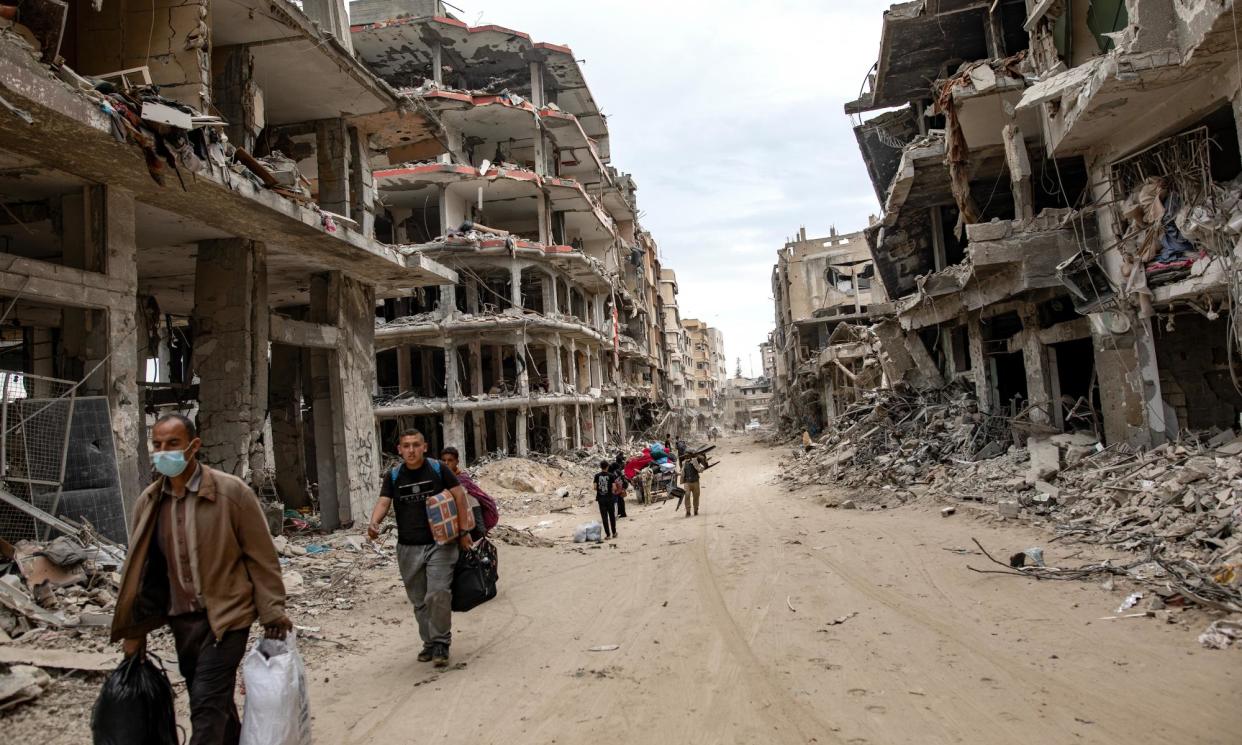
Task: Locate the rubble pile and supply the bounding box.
[0,532,124,643]
[784,390,1242,617]
[784,385,1012,494]
[470,454,598,518]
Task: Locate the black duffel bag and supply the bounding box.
[452,537,498,612]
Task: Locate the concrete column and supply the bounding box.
[515,335,530,396]
[192,238,267,479]
[439,284,456,320]
[270,343,309,508]
[444,339,461,400]
[496,410,509,454]
[966,311,992,413]
[302,0,352,52]
[545,270,559,315]
[546,335,563,393]
[572,404,582,449]
[465,278,480,314]
[105,189,141,504]
[537,192,551,245]
[310,272,379,529]
[210,46,259,153]
[552,406,567,452]
[1004,124,1034,221]
[444,411,465,450]
[509,263,523,309]
[470,341,485,458]
[349,127,375,237]
[431,41,443,85]
[396,344,412,391]
[1019,306,1052,425]
[515,408,529,456]
[315,118,351,217]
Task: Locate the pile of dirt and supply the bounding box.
[470,455,598,517]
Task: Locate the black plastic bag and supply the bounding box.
[92,653,179,745]
[452,538,498,612]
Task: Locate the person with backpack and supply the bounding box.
[593,460,619,540]
[682,453,706,517]
[439,446,499,539]
[368,429,472,668]
[609,453,629,519]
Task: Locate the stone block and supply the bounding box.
[997,500,1020,519]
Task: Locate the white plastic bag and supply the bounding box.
[240,631,312,745]
[573,521,603,543]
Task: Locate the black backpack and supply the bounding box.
[451,538,498,612]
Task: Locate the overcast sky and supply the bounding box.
[444,0,893,377]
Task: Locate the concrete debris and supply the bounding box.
[0,665,51,712]
[782,384,1242,611]
[1197,619,1242,650]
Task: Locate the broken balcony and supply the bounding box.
[845,0,1029,114]
[348,15,610,159]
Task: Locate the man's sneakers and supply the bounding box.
[432,643,450,668]
[419,643,451,667]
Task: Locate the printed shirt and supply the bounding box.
[156,465,204,616]
[380,460,460,545]
[594,471,615,502]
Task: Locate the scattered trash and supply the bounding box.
[1197,619,1242,650]
[826,612,859,626]
[786,596,797,613]
[1116,592,1144,614]
[940,506,956,518]
[588,645,620,652]
[573,522,604,544]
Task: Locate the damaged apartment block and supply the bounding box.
[816,0,1242,448]
[0,0,689,540]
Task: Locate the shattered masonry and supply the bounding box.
[773,0,1242,447]
[0,0,711,539]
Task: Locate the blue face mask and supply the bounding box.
[152,448,190,477]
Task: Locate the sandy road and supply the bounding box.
[309,437,1239,744]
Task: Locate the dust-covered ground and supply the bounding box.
[4,436,1238,744]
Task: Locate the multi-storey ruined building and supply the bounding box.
[349,5,676,457]
[849,0,1242,445]
[723,376,773,430]
[659,268,690,423]
[0,0,460,532]
[770,226,889,430]
[682,318,727,432]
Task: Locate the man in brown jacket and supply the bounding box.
[112,414,291,745]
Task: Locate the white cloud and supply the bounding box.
[446,0,893,375]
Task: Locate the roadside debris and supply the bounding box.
[0,665,51,712]
[1197,619,1242,649]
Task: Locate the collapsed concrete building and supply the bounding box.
[770,226,890,431]
[844,0,1242,446]
[0,0,687,539]
[723,375,773,429]
[350,7,682,457]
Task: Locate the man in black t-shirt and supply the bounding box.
[368,429,471,668]
[593,461,618,540]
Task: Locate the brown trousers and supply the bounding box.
[684,482,701,515]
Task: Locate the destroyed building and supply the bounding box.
[844,0,1242,446]
[770,226,890,431]
[0,0,688,547]
[723,375,773,429]
[351,7,682,457]
[0,0,466,534]
[681,318,727,433]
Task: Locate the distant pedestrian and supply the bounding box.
[112,414,291,745]
[368,429,473,668]
[682,454,705,517]
[594,460,618,539]
[610,453,628,519]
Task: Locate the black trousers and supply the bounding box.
[616,491,628,518]
[169,613,249,745]
[597,499,617,537]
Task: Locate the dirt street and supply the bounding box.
[309,437,1238,744]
